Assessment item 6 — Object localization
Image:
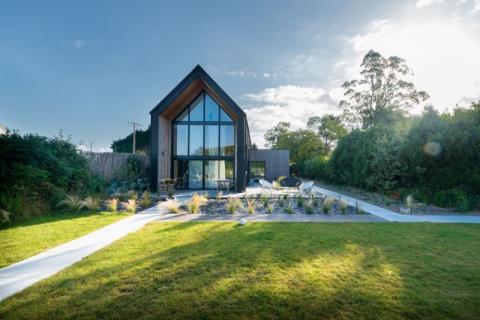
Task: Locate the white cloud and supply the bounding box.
[243,85,342,147]
[73,40,87,48]
[415,0,443,7]
[338,15,480,111]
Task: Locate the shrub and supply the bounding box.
[166,199,180,213]
[261,194,269,208]
[124,199,137,213]
[266,204,273,214]
[311,196,320,207]
[0,132,106,221]
[0,208,11,224]
[284,206,293,214]
[187,193,207,214]
[126,156,142,181]
[246,199,256,215]
[140,191,152,208]
[322,197,334,214]
[432,189,470,211]
[226,198,243,214]
[58,195,82,212]
[339,198,349,214]
[80,196,100,212]
[296,196,304,208]
[305,204,314,214]
[106,198,119,213]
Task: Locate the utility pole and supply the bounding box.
[89,141,93,153]
[127,122,142,154]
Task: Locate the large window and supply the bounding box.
[172,92,235,189]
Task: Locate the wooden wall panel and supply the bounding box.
[249,149,289,181]
[157,115,171,181]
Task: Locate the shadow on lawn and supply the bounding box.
[1,223,480,319]
[0,211,111,231]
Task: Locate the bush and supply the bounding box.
[80,196,101,212]
[226,198,243,214]
[124,199,137,213]
[106,198,119,213]
[0,132,105,221]
[301,155,330,180]
[432,189,474,212]
[187,193,207,214]
[140,191,152,208]
[58,195,82,212]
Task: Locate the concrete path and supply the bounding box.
[0,212,163,301]
[312,185,480,223]
[154,212,384,223]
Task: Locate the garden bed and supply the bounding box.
[172,193,368,215]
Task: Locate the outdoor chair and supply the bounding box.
[259,179,273,191]
[299,181,314,196]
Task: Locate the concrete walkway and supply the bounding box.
[0,212,163,301]
[312,185,480,223]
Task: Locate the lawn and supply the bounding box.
[1,222,480,320]
[0,212,130,268]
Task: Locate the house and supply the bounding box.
[149,65,289,192]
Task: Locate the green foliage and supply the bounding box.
[106,198,119,213]
[111,126,150,154]
[307,114,347,151]
[0,133,105,221]
[340,50,429,128]
[80,196,101,212]
[326,103,480,210]
[140,191,152,208]
[226,198,243,214]
[58,195,82,212]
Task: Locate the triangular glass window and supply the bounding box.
[205,94,219,121]
[176,107,188,121]
[189,94,204,121]
[220,107,232,122]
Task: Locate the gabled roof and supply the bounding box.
[150,65,246,117]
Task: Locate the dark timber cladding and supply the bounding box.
[249,149,289,181]
[149,65,251,192]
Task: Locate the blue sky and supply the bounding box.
[1,0,480,149]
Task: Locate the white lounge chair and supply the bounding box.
[259,179,273,191]
[299,181,314,196]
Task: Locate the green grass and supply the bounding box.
[1,222,480,319]
[0,212,130,268]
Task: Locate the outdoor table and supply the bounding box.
[216,179,231,191]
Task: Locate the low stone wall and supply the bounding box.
[80,151,149,182]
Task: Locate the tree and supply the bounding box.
[307,114,347,151]
[264,122,291,149]
[111,126,150,154]
[340,50,429,128]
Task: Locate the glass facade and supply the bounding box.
[172,92,235,189]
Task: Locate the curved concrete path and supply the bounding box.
[0,212,163,301]
[313,185,480,223]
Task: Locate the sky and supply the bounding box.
[1,0,479,149]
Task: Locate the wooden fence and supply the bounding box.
[80,152,149,182]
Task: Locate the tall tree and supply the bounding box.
[307,114,347,151]
[264,122,291,149]
[340,50,429,128]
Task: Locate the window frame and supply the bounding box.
[171,91,235,189]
